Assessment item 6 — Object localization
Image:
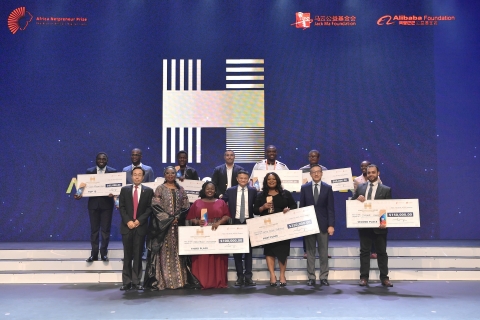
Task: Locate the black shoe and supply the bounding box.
[244,278,256,287]
[120,284,132,291]
[101,255,108,261]
[133,284,144,291]
[279,281,287,287]
[86,256,98,262]
[320,279,330,286]
[235,277,244,286]
[307,279,315,286]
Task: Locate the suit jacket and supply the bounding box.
[222,185,257,221]
[211,164,245,196]
[299,181,335,233]
[122,164,155,184]
[352,182,392,234]
[118,184,154,236]
[86,166,117,210]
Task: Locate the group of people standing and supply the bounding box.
[75,144,393,291]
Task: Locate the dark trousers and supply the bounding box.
[121,228,145,285]
[358,228,389,280]
[233,219,253,279]
[88,208,113,257]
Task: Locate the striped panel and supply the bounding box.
[226,128,265,163]
[226,59,264,90]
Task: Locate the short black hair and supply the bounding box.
[131,166,145,176]
[237,170,250,177]
[367,164,379,171]
[96,152,108,159]
[198,181,219,199]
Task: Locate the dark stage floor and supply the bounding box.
[1,281,479,319]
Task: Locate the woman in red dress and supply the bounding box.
[186,181,231,289]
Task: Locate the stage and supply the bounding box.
[1,240,480,318]
[1,281,480,319]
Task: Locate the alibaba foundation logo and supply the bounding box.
[291,12,312,30]
[8,7,33,34]
[377,15,395,26]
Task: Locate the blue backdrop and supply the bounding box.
[1,1,478,241]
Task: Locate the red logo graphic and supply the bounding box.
[377,15,395,26]
[8,7,33,34]
[291,12,312,30]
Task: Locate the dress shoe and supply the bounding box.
[359,278,368,287]
[370,253,378,259]
[244,278,256,287]
[133,284,145,290]
[381,279,393,287]
[235,277,244,286]
[307,279,315,286]
[320,279,330,286]
[120,284,132,291]
[101,255,108,261]
[86,256,98,262]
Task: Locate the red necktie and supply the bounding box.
[133,186,138,220]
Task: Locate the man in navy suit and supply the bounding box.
[74,152,117,262]
[300,164,335,287]
[211,150,244,198]
[118,167,154,291]
[222,170,257,286]
[122,148,155,184]
[352,164,393,287]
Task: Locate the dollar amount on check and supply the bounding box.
[178,225,249,255]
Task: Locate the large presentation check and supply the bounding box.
[251,170,303,192]
[302,167,354,191]
[155,177,203,202]
[76,172,126,197]
[246,206,320,247]
[346,199,420,228]
[178,225,249,255]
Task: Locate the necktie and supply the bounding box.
[314,184,319,204]
[133,186,139,220]
[367,183,374,200]
[240,188,245,223]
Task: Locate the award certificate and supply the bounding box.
[178,225,249,255]
[76,172,126,197]
[246,206,320,247]
[346,199,420,228]
[302,167,354,191]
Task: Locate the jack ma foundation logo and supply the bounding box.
[291,12,313,30]
[8,7,33,34]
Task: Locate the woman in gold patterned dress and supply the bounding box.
[144,166,190,290]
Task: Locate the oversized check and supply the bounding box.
[302,167,354,191]
[76,172,126,197]
[346,199,420,228]
[178,225,249,255]
[246,206,320,247]
[155,177,203,202]
[251,170,303,192]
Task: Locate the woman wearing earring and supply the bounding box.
[144,166,190,290]
[186,181,231,289]
[254,172,297,287]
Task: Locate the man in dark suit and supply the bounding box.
[122,148,155,184]
[175,150,199,181]
[352,164,393,287]
[75,152,117,262]
[211,150,245,198]
[222,170,257,286]
[118,166,154,291]
[300,165,335,286]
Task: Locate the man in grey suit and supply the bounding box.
[300,165,335,286]
[118,167,154,291]
[352,164,393,287]
[211,150,244,198]
[122,148,155,184]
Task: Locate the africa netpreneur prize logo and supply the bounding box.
[8,7,33,34]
